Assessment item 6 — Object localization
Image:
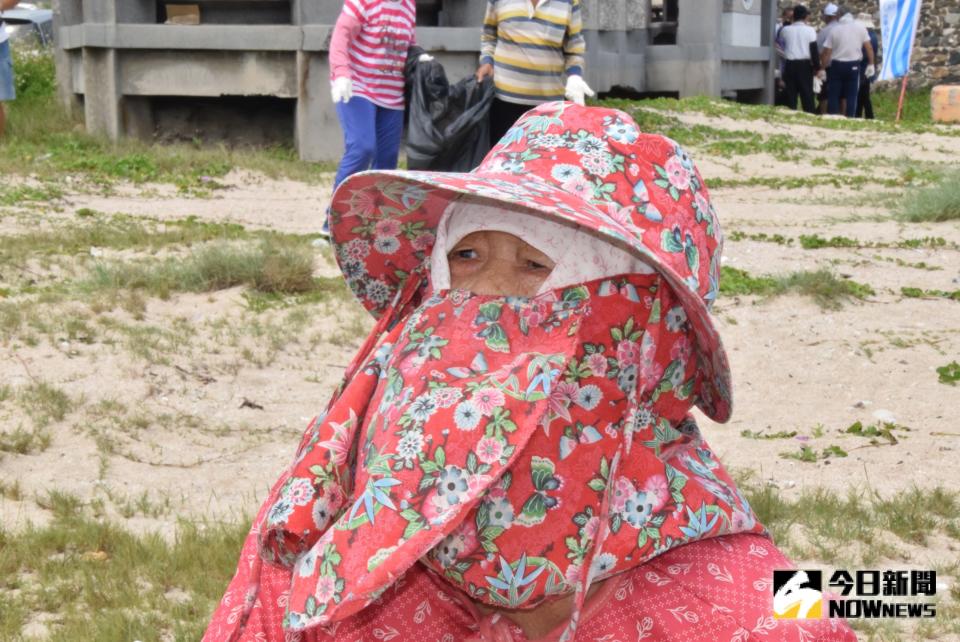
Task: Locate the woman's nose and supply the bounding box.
[469,263,516,296]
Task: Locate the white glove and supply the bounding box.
[813,76,823,94]
[564,75,595,106]
[331,76,353,104]
[865,64,875,78]
[418,53,434,63]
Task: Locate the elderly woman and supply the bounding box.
[204,103,856,642]
[476,0,595,145]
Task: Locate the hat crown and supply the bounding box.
[475,101,723,309]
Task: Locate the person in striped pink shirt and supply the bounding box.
[326,0,427,233]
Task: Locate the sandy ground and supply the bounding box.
[1,111,958,637]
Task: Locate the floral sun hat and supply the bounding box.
[329,101,731,422]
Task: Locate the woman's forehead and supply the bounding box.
[453,230,548,253]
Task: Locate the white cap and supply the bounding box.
[823,3,839,16]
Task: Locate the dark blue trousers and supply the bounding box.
[827,60,861,118]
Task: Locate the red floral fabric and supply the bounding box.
[242,274,763,638]
[204,532,858,642]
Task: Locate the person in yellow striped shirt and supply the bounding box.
[476,0,594,145]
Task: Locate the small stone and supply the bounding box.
[853,400,869,409]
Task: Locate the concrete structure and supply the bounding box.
[53,0,777,162]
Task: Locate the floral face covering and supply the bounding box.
[258,274,762,637]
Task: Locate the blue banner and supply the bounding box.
[878,0,922,81]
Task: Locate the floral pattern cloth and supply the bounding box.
[255,274,762,638]
[329,101,732,423]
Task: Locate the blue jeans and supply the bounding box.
[0,40,16,101]
[334,96,404,189]
[827,60,861,118]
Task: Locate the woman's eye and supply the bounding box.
[526,260,551,271]
[451,248,478,260]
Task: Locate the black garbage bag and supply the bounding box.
[405,46,495,172]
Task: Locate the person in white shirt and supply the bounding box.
[820,9,875,118]
[778,5,820,113]
[815,2,839,113]
[0,0,20,137]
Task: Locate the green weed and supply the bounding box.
[0,214,248,270]
[0,182,65,206]
[740,429,798,440]
[845,421,906,446]
[17,382,75,428]
[0,501,249,642]
[720,267,873,308]
[900,287,960,301]
[780,444,848,462]
[2,89,336,189]
[0,425,52,455]
[727,231,793,246]
[937,361,960,386]
[82,238,332,299]
[799,234,951,251]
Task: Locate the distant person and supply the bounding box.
[325,0,430,235]
[779,5,819,114]
[816,3,840,114]
[476,0,595,145]
[0,0,20,138]
[774,7,795,107]
[820,9,875,118]
[855,12,879,119]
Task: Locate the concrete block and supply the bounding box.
[440,2,486,28]
[119,50,298,97]
[53,0,83,26]
[626,0,650,29]
[292,0,341,25]
[296,52,341,163]
[678,0,722,44]
[59,24,303,51]
[115,1,155,24]
[82,47,121,138]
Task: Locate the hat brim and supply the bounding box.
[330,168,733,423]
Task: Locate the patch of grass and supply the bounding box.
[900,287,960,301]
[0,425,52,455]
[727,230,793,246]
[609,89,954,135]
[11,45,56,100]
[720,267,873,308]
[800,234,952,251]
[0,499,250,642]
[719,266,780,296]
[743,481,960,563]
[779,444,848,462]
[873,255,941,271]
[779,270,874,308]
[3,84,335,190]
[0,479,24,501]
[82,238,333,299]
[17,382,75,428]
[0,182,65,206]
[0,214,248,269]
[845,421,907,446]
[799,234,860,249]
[740,429,798,440]
[937,361,960,386]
